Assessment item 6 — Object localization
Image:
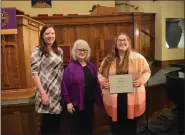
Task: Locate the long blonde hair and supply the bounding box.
[100,32,132,78]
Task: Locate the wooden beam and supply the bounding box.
[133,13,142,52]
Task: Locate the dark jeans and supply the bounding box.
[70,100,94,135]
[112,93,138,135]
[40,113,61,135]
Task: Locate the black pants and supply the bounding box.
[112,93,138,135]
[70,100,94,135]
[40,113,61,135]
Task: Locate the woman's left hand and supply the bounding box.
[133,79,141,87]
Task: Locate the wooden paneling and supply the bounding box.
[90,24,103,62]
[32,14,133,25]
[116,23,134,41]
[63,26,76,44]
[16,15,44,89]
[1,35,20,90]
[153,59,185,67]
[1,102,39,135]
[2,111,22,135]
[1,15,44,101]
[1,88,35,101]
[133,13,142,52]
[58,45,71,67]
[32,13,155,63]
[141,14,155,60]
[54,26,63,44]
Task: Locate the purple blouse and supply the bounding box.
[61,60,103,110]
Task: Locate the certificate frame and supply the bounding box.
[108,74,134,94]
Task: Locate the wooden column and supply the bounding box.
[133,13,143,52]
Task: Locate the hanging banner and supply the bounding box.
[32,0,52,8]
[1,7,17,35]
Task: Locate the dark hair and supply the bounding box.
[38,24,60,56]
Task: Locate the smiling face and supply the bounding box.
[116,34,130,52]
[76,44,88,61]
[42,27,55,46]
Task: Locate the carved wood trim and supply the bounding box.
[32,15,133,25]
[2,40,9,88]
[31,13,155,63]
[1,35,21,89]
[1,87,35,101]
[16,15,44,27]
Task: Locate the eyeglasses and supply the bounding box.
[117,39,127,43]
[77,49,88,53]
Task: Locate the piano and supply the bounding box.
[165,64,184,134]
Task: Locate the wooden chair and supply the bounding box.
[96,35,115,69]
[58,44,71,67]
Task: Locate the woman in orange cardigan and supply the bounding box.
[98,32,151,135]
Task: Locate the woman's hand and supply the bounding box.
[32,74,50,105]
[67,103,75,114]
[103,82,110,89]
[41,92,49,105]
[133,79,141,87]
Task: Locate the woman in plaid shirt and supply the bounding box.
[31,25,63,135]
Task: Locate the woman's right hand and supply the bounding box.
[41,92,49,105]
[103,82,110,89]
[67,103,75,114]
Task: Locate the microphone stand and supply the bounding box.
[144,81,150,132]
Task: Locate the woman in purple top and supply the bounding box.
[61,39,103,135]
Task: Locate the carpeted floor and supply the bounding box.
[102,107,179,135]
[138,107,179,134]
[101,103,180,135]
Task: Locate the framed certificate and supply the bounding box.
[109,74,134,94]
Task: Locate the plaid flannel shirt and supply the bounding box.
[31,47,63,114]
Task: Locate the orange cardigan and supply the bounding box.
[98,51,151,121]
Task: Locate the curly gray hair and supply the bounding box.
[71,39,91,61]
